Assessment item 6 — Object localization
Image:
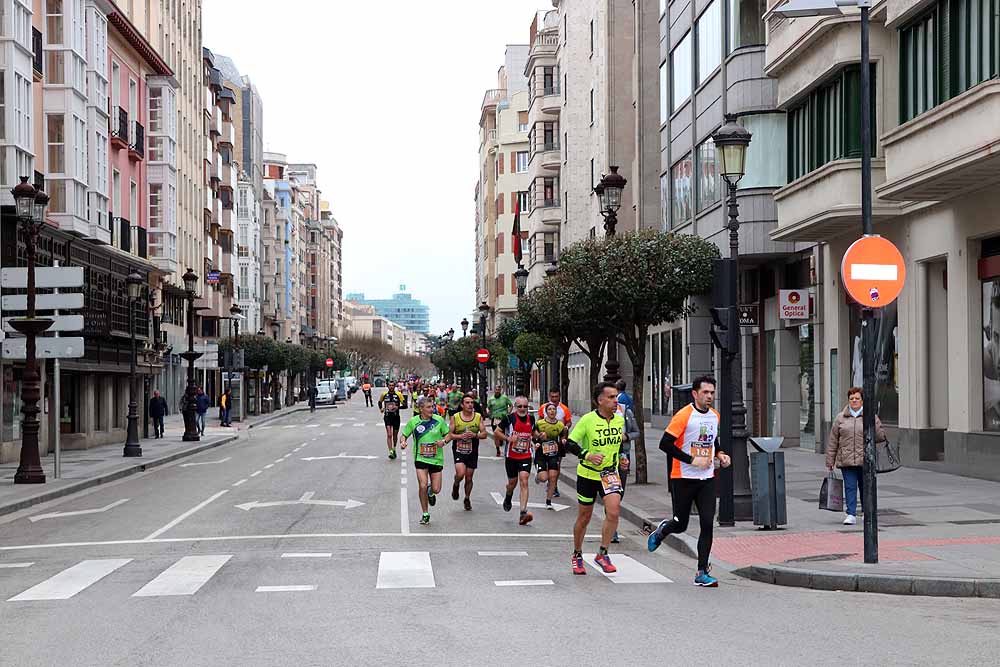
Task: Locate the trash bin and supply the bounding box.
[749,437,787,530]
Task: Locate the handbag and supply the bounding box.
[819,471,845,512]
[875,439,901,474]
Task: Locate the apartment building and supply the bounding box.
[320,203,343,337]
[765,0,1000,478]
[261,152,298,342]
[346,288,430,334]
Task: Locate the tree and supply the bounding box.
[518,279,577,398]
[513,332,553,382]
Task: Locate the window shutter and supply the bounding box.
[518,111,528,126]
[498,274,505,295]
[511,192,517,211]
[497,232,504,255]
[511,152,516,172]
[497,194,504,215]
[511,274,516,294]
[499,153,505,174]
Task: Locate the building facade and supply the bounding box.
[346,287,430,334]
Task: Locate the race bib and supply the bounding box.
[386,404,398,413]
[455,437,473,454]
[512,434,532,455]
[691,444,713,459]
[419,442,438,458]
[541,441,558,456]
[600,470,623,494]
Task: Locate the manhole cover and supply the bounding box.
[784,553,853,563]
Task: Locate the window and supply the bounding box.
[517,190,529,214]
[697,1,722,84]
[729,0,766,51]
[899,11,936,121]
[696,137,720,211]
[741,113,788,188]
[671,32,693,110]
[590,89,594,123]
[46,0,63,44]
[660,61,668,124]
[130,180,137,224]
[496,232,504,255]
[787,65,876,181]
[660,173,669,229]
[497,273,505,296]
[112,168,120,214]
[517,111,529,132]
[49,180,65,212]
[111,61,120,109]
[671,153,693,226]
[47,114,64,173]
[590,19,594,55]
[984,275,1000,430]
[516,151,529,172]
[47,51,65,84]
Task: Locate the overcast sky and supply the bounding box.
[203,0,545,334]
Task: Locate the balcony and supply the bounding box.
[32,28,42,79]
[89,209,112,245]
[877,79,1000,202]
[129,121,144,160]
[531,139,561,171]
[771,159,903,241]
[110,107,129,150]
[115,217,131,253]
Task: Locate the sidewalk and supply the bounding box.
[561,425,1000,597]
[0,404,317,517]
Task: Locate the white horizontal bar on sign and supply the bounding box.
[2,337,85,360]
[1,293,84,312]
[3,314,83,333]
[850,263,898,281]
[1,266,84,289]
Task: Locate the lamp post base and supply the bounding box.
[182,408,200,442]
[13,467,46,484]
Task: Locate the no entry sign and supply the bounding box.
[841,235,906,307]
[325,357,334,368]
[476,348,491,363]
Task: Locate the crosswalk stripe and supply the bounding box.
[132,555,232,597]
[256,585,316,592]
[478,551,528,557]
[376,551,434,589]
[8,558,132,601]
[494,579,554,587]
[583,554,672,583]
[0,562,34,568]
[281,553,332,558]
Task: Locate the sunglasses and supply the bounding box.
[515,404,528,409]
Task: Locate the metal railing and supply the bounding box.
[32,28,42,76]
[131,121,144,156]
[112,107,128,141]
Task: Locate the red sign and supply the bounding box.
[840,235,906,307]
[476,348,490,363]
[325,357,334,368]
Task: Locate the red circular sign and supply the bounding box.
[476,348,491,363]
[325,357,334,368]
[840,235,906,307]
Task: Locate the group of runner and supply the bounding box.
[370,375,729,586]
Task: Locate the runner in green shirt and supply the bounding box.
[400,396,451,525]
[446,385,464,415]
[486,386,513,456]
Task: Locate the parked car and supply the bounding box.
[315,383,335,406]
[335,378,348,401]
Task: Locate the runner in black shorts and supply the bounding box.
[535,403,568,510]
[379,387,403,460]
[446,395,488,511]
[494,397,541,525]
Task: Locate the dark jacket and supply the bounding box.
[195,393,211,414]
[149,396,168,418]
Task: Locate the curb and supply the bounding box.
[732,564,1000,598]
[0,433,239,518]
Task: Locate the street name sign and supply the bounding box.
[2,337,85,360]
[1,293,84,311]
[1,266,84,289]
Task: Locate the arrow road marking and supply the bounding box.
[179,457,232,468]
[29,499,130,522]
[301,453,379,461]
[234,492,365,511]
[489,492,569,512]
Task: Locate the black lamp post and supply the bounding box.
[544,263,561,394]
[181,268,202,442]
[478,301,490,408]
[711,115,753,525]
[594,166,627,384]
[10,178,53,484]
[460,317,469,337]
[123,271,144,457]
[228,303,242,394]
[513,266,529,395]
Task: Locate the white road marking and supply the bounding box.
[376,552,434,589]
[320,432,326,436]
[283,425,297,429]
[583,554,672,583]
[179,457,232,468]
[305,424,319,428]
[257,426,272,429]
[143,490,229,540]
[353,423,365,427]
[256,585,316,592]
[8,559,132,601]
[400,488,409,535]
[273,459,284,464]
[494,579,554,587]
[264,464,274,469]
[478,551,529,557]
[234,495,364,511]
[250,471,262,477]
[281,553,332,559]
[300,492,315,501]
[232,479,248,487]
[489,491,569,512]
[0,562,34,568]
[301,454,379,461]
[132,555,232,597]
[330,424,343,428]
[28,498,130,522]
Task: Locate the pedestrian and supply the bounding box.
[362,382,373,407]
[219,388,232,426]
[309,384,317,413]
[195,386,210,435]
[148,390,168,439]
[826,387,887,525]
[615,379,634,415]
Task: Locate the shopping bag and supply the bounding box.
[818,471,844,512]
[876,439,901,474]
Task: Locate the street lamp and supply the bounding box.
[181,268,202,442]
[228,303,242,395]
[711,115,753,526]
[774,0,879,564]
[594,166,628,383]
[123,271,144,457]
[478,301,490,408]
[460,317,469,337]
[514,266,529,297]
[10,178,53,484]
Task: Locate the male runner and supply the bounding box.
[565,382,625,575]
[399,397,450,525]
[446,384,464,416]
[487,386,513,430]
[447,394,488,510]
[379,385,404,459]
[494,396,540,526]
[647,375,731,587]
[536,402,568,510]
[537,388,572,495]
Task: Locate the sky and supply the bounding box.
[203,0,547,334]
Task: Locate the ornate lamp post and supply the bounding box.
[513,267,530,395]
[593,166,627,383]
[181,268,202,442]
[711,115,753,524]
[123,271,144,457]
[10,178,53,484]
[478,301,490,407]
[227,302,242,394]
[460,317,469,337]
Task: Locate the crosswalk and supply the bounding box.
[1,550,672,602]
[256,422,370,429]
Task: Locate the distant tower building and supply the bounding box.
[345,286,430,334]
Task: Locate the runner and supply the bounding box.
[565,382,625,575]
[647,375,731,587]
[379,385,404,459]
[362,381,373,407]
[399,396,450,525]
[535,402,568,510]
[486,386,512,455]
[537,388,572,496]
[494,396,540,526]
[446,384,464,416]
[611,400,639,543]
[446,394,488,511]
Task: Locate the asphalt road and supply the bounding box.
[0,398,997,666]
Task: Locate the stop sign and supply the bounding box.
[476,348,490,363]
[325,357,334,368]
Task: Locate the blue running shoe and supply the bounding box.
[553,488,560,498]
[647,530,662,552]
[694,570,718,587]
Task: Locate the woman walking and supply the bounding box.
[826,387,887,525]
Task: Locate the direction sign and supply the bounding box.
[3,314,83,333]
[2,337,85,360]
[1,266,84,289]
[737,304,758,327]
[325,357,334,368]
[1,293,84,311]
[476,348,490,363]
[206,270,220,284]
[841,235,906,307]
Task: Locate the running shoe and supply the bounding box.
[546,499,554,510]
[419,513,430,526]
[611,531,620,544]
[519,511,533,525]
[571,553,586,575]
[553,488,560,498]
[452,480,460,501]
[694,570,718,587]
[463,497,472,511]
[594,551,617,573]
[428,489,436,506]
[502,493,513,512]
[388,449,396,460]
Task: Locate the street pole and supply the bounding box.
[181,269,202,442]
[602,208,620,385]
[859,0,879,564]
[123,273,142,457]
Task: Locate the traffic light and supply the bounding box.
[710,259,737,355]
[710,307,737,355]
